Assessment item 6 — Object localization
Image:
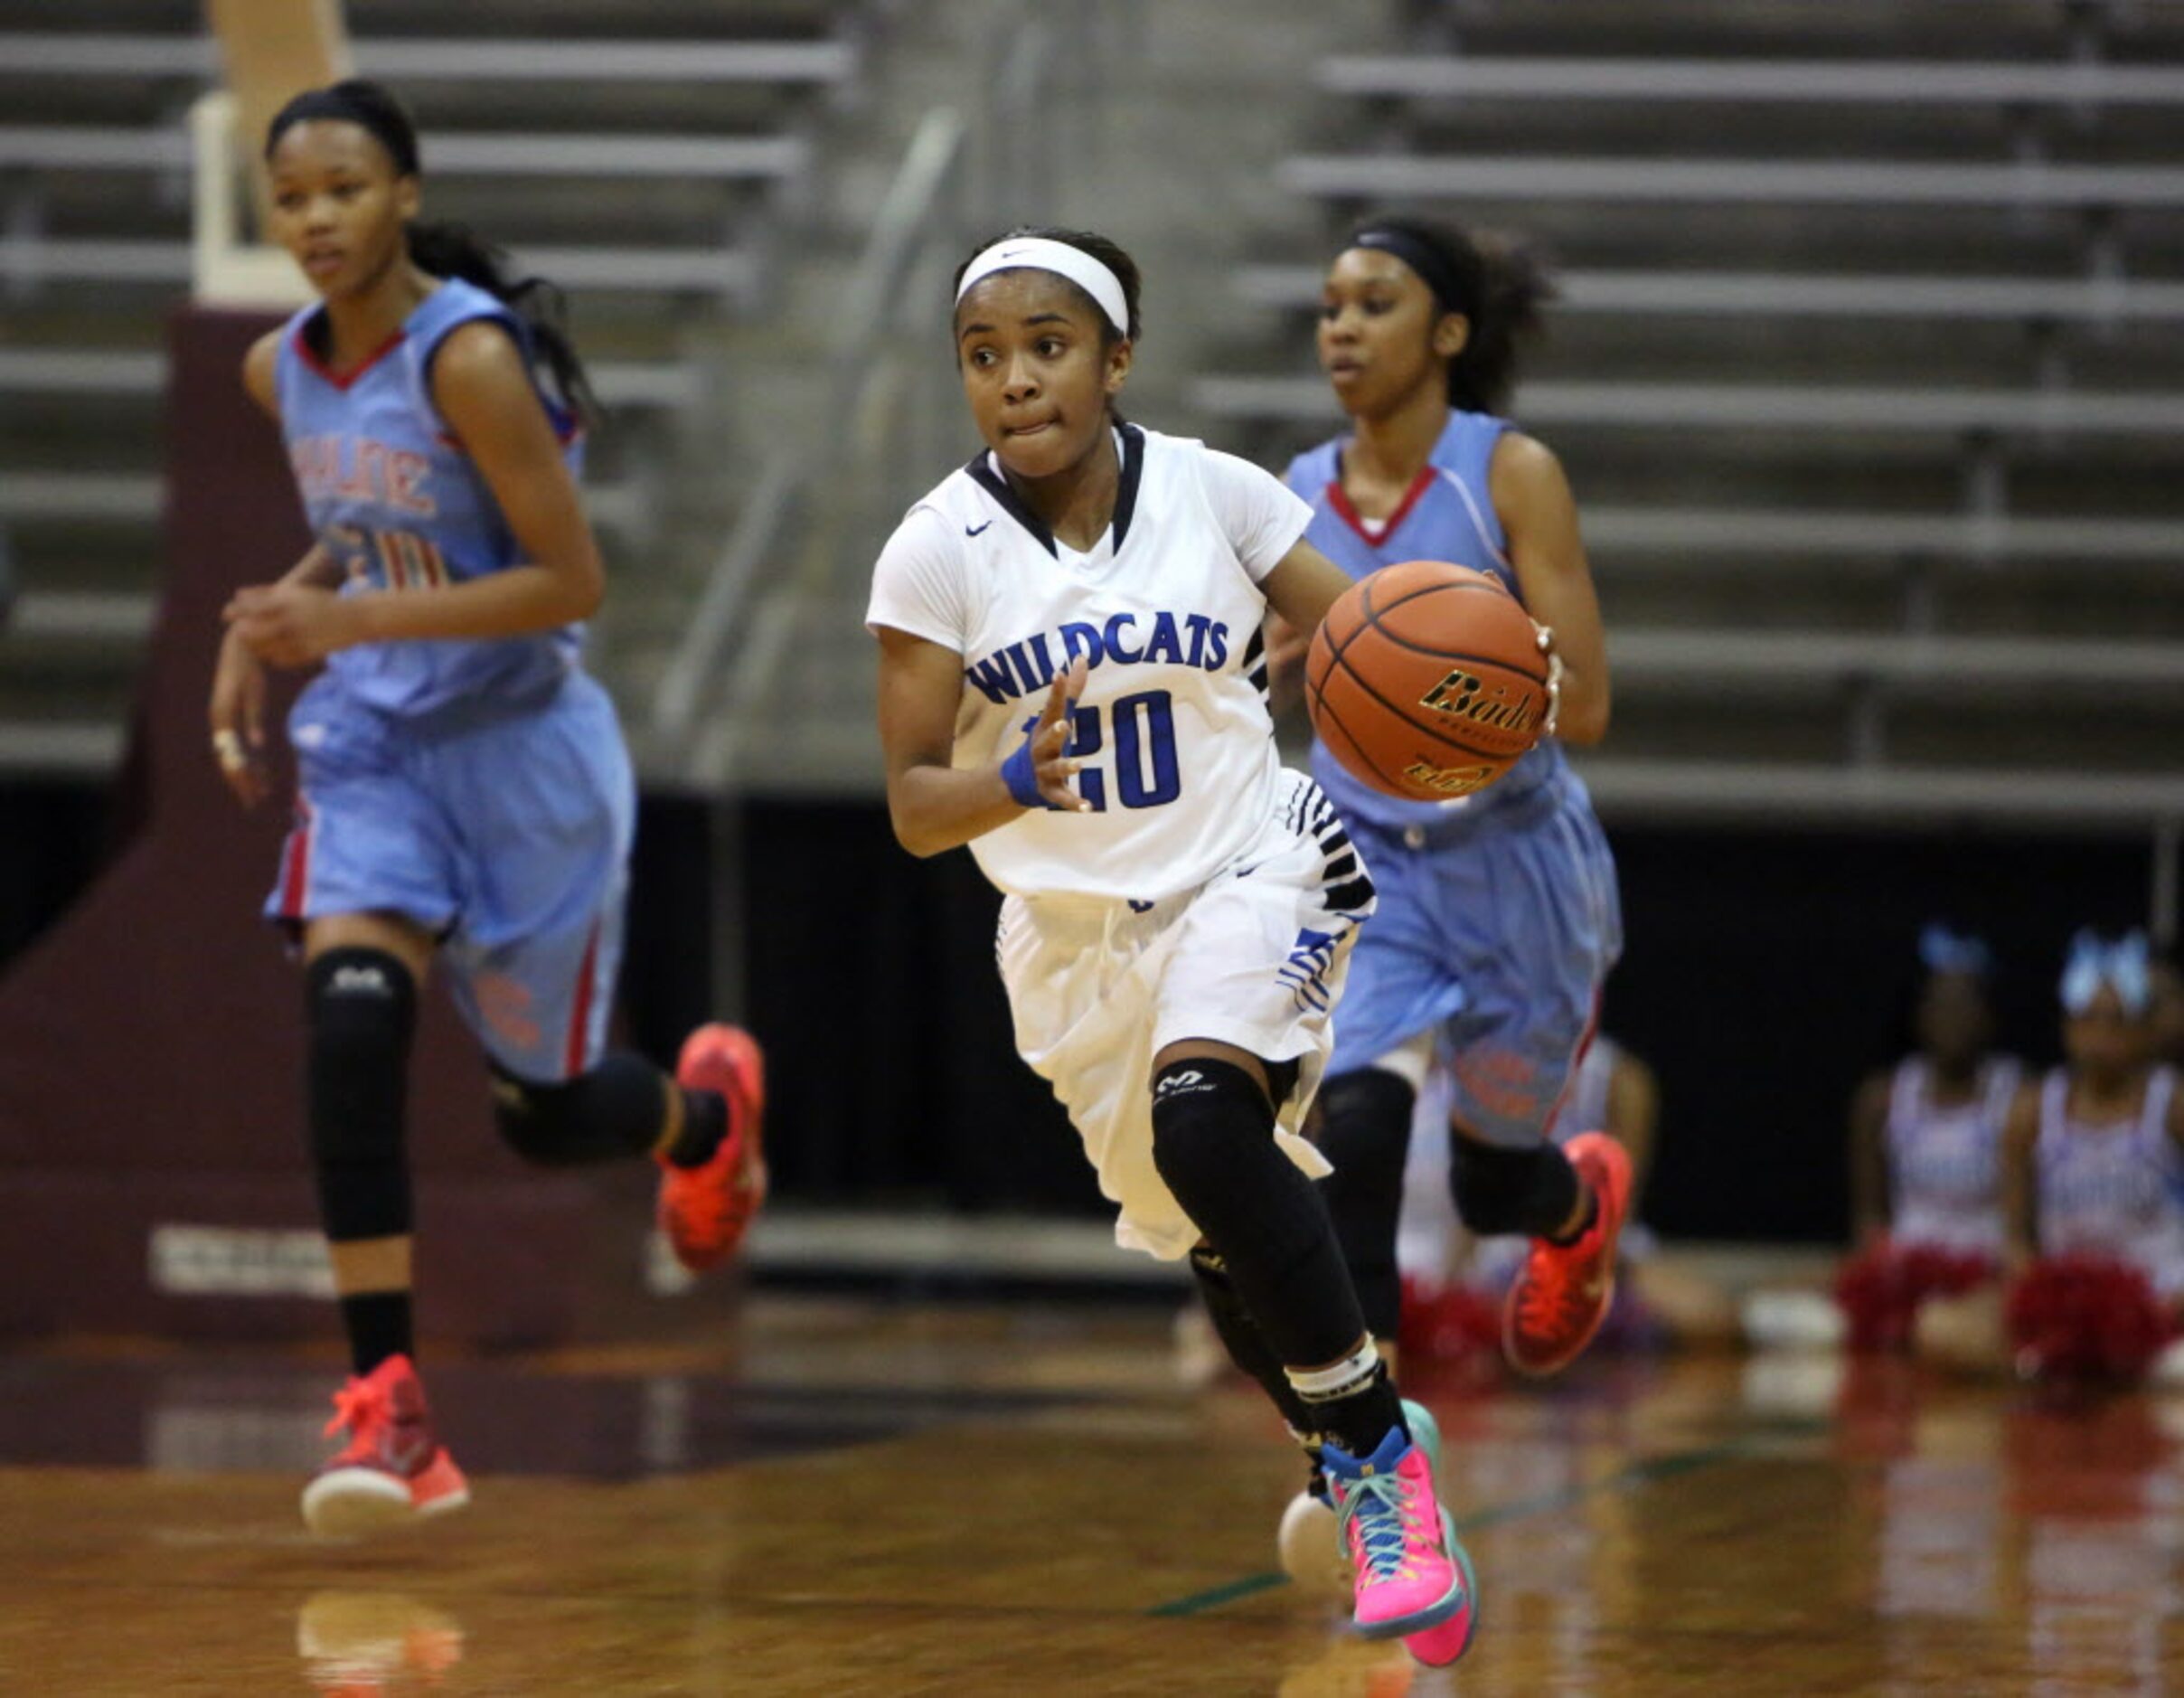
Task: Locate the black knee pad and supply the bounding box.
[306,947,417,1241]
[1313,1068,1417,1339]
[1153,1058,1367,1369]
[490,1052,667,1166]
[1150,1059,1284,1231]
[1449,1134,1580,1239]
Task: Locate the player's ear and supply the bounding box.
[395,174,422,224]
[1433,312,1470,362]
[1104,335,1133,396]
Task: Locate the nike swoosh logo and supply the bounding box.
[965,520,993,536]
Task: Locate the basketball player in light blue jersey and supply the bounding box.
[207,82,764,1535]
[1272,218,1630,1392]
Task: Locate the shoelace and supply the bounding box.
[1336,1469,1430,1584]
[1516,1250,1592,1335]
[324,1377,387,1440]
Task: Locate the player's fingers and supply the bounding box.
[1060,653,1089,703]
[1041,778,1092,814]
[1037,662,1074,726]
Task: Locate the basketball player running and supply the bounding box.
[1272,215,1626,1397]
[1403,1033,1662,1325]
[869,227,1475,1658]
[208,81,764,1534]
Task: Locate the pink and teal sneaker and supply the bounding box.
[1320,1424,1475,1645]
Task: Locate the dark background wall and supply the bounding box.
[1,780,2155,1246]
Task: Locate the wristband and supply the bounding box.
[1001,731,1057,810]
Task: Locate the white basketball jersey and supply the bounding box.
[1885,1055,2020,1255]
[867,424,1312,902]
[2034,1065,2184,1297]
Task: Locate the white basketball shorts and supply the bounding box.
[996,769,1377,1260]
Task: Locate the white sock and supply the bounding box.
[1285,1335,1380,1404]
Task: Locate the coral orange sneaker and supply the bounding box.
[656,1023,767,1272]
[300,1355,468,1536]
[1503,1131,1633,1377]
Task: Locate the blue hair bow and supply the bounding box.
[2059,928,2151,1015]
[1918,923,1991,979]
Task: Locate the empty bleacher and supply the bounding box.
[1193,0,2184,823]
[0,0,867,771]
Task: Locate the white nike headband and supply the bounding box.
[954,237,1130,337]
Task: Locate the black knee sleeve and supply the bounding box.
[1188,1246,1317,1433]
[306,948,417,1242]
[1314,1068,1417,1340]
[1151,1058,1367,1369]
[1449,1133,1580,1239]
[491,1052,668,1166]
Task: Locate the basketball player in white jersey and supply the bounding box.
[867,228,1474,1661]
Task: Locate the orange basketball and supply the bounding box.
[1304,561,1549,802]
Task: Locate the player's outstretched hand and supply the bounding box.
[1030,655,1093,814]
[208,625,269,808]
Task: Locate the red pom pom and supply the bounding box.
[1399,1274,1502,1363]
[1835,1240,1999,1352]
[2005,1254,2177,1385]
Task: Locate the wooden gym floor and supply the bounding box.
[1,1293,2179,1695]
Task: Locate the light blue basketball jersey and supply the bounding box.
[273,277,585,717]
[1288,410,1621,1127]
[1284,409,1570,833]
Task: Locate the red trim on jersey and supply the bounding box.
[376,532,410,590]
[1542,988,1605,1138]
[278,797,316,919]
[294,318,409,391]
[1324,466,1436,552]
[561,920,602,1077]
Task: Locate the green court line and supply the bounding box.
[1146,1571,1292,1618]
[1145,1435,1758,1618]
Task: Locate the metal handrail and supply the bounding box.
[649,448,802,744]
[829,107,969,425]
[651,104,969,771]
[654,0,1106,788]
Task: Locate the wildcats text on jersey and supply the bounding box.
[965,610,1233,705]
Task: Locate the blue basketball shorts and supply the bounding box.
[265,668,635,1082]
[1328,776,1622,1146]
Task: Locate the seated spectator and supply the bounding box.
[1839,926,2019,1351]
[1920,929,2182,1383]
